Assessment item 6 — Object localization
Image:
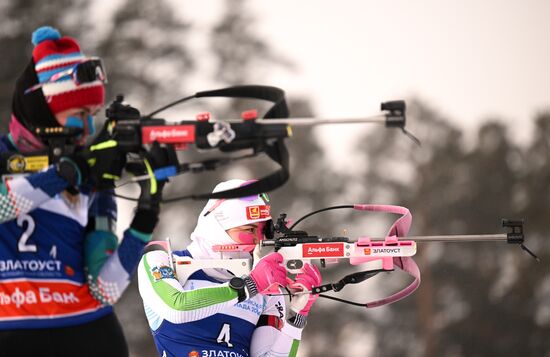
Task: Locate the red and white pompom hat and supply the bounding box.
[31,26,104,115]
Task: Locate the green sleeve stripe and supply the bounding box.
[289,339,300,357]
[144,254,238,311]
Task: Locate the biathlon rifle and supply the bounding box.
[101,85,417,202]
[2,85,416,201]
[173,204,538,308]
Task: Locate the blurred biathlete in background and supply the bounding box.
[138,179,322,357]
[0,26,168,357]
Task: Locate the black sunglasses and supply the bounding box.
[25,57,107,95]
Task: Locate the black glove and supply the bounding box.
[87,139,127,189]
[56,139,126,190]
[56,119,122,189]
[126,142,177,234]
[82,119,126,189]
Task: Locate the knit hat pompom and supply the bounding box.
[31,26,61,45]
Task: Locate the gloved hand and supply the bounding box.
[85,119,126,189]
[126,142,177,211]
[55,139,125,189]
[126,142,177,234]
[87,139,127,189]
[244,253,287,297]
[288,263,322,316]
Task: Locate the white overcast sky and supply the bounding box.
[113,0,550,233]
[245,0,550,147]
[96,0,550,140]
[164,0,550,160]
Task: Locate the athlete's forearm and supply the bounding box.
[0,167,69,223]
[138,250,241,324]
[86,228,150,305]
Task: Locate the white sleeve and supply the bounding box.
[137,248,241,325]
[250,296,304,357]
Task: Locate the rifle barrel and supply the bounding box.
[220,114,387,126]
[366,234,508,243]
[263,234,510,246]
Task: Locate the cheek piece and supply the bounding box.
[64,114,95,136]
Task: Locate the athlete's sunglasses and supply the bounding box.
[25,57,107,95]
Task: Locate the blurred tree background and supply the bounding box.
[1,0,548,356]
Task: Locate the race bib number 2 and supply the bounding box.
[17,214,36,253]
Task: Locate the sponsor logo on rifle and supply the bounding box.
[246,205,270,220]
[302,243,344,258]
[368,247,402,254]
[142,125,196,144]
[364,248,371,255]
[7,155,50,173]
[8,155,26,173]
